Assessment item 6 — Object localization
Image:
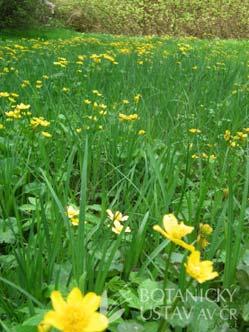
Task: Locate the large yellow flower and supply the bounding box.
[153,214,194,251]
[40,288,108,332]
[185,250,218,283]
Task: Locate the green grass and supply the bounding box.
[0,29,249,331]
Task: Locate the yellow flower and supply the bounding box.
[230,141,237,148]
[67,205,79,225]
[16,103,30,110]
[41,131,52,138]
[112,220,131,235]
[199,223,213,236]
[0,123,4,129]
[138,129,146,135]
[106,209,129,222]
[189,128,201,134]
[224,130,231,141]
[153,214,195,251]
[0,92,10,97]
[40,288,108,332]
[84,99,91,105]
[223,188,229,198]
[119,113,139,121]
[185,250,218,283]
[209,154,217,161]
[30,117,50,128]
[38,321,51,332]
[134,94,142,103]
[197,223,213,249]
[197,237,209,249]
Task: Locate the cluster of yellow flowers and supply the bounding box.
[191,153,217,161]
[53,57,69,68]
[5,103,31,119]
[90,53,118,65]
[154,214,218,283]
[224,129,248,147]
[118,113,139,121]
[30,117,50,128]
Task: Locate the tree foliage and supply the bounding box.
[0,0,44,28]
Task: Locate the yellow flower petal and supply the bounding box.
[84,312,108,332]
[81,292,101,314]
[43,311,63,330]
[67,287,84,305]
[51,291,66,311]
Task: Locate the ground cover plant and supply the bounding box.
[0,29,249,331]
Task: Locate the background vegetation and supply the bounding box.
[0,0,46,28]
[56,0,249,38]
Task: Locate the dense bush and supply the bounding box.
[0,0,45,28]
[56,0,249,38]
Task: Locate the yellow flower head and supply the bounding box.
[189,128,201,134]
[185,250,218,283]
[223,188,229,198]
[30,117,50,128]
[0,92,10,97]
[66,205,80,226]
[224,130,231,141]
[199,223,213,236]
[138,129,146,136]
[106,209,129,222]
[41,131,52,138]
[112,220,131,235]
[118,113,139,121]
[153,214,194,251]
[16,103,30,110]
[40,288,108,332]
[134,94,142,103]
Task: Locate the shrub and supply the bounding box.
[0,0,46,28]
[56,0,249,38]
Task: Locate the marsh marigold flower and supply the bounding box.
[185,250,218,283]
[138,129,146,135]
[153,214,194,251]
[197,223,213,249]
[67,205,79,226]
[189,128,201,134]
[119,113,139,121]
[224,130,231,141]
[112,220,131,235]
[39,288,108,332]
[30,117,50,128]
[41,131,52,138]
[106,209,129,223]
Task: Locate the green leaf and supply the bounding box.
[117,321,144,332]
[13,326,37,332]
[242,302,249,322]
[138,279,163,311]
[22,312,47,326]
[0,218,18,244]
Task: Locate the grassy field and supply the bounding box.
[0,29,249,331]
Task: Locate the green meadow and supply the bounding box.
[0,29,249,331]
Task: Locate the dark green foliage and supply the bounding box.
[0,0,44,28]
